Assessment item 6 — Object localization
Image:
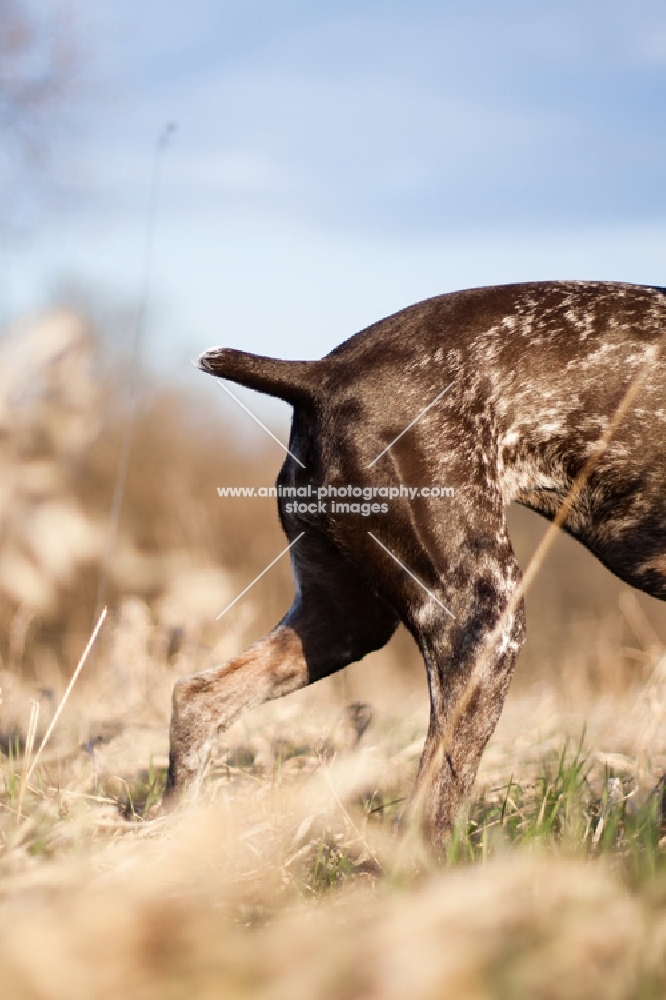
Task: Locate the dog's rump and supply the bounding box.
[198,283,666,410]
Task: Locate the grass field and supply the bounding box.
[3,635,666,999]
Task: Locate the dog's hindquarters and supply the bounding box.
[173,340,528,848]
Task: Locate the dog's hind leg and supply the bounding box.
[351,491,526,852]
[410,532,525,851]
[164,530,398,798]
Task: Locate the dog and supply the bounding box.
[165,280,666,850]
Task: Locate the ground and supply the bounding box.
[2,625,666,999]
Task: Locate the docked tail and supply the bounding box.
[197,347,319,407]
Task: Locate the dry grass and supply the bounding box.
[0,307,666,997]
[4,661,666,998]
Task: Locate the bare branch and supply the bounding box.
[0,0,81,221]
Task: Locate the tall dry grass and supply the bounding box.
[3,668,666,998]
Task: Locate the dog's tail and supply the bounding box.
[197,347,319,407]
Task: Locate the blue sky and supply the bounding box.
[3,0,666,394]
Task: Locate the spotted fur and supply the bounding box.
[165,280,666,850]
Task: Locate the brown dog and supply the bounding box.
[165,280,666,849]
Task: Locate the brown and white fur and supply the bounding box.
[165,280,666,850]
